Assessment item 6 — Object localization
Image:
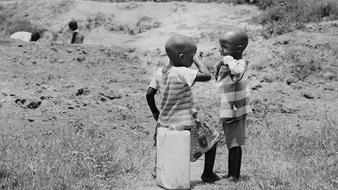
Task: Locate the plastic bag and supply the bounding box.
[190,119,220,162]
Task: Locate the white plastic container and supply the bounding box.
[156,126,190,190]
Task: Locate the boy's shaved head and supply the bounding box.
[220,30,248,51]
[165,34,197,65]
[68,20,78,31]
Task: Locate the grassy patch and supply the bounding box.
[273,113,337,189]
[254,0,338,37]
[0,0,73,35]
[0,122,150,189]
[277,44,337,82]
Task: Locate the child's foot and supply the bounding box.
[226,176,239,183]
[201,172,221,183]
[151,167,156,179]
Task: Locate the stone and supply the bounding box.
[323,72,335,80]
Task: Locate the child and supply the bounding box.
[68,20,84,44]
[146,34,220,183]
[215,30,251,182]
[10,31,41,42]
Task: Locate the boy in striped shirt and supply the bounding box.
[146,34,220,182]
[215,31,252,182]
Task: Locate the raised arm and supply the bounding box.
[215,59,230,81]
[193,54,211,82]
[215,60,223,81]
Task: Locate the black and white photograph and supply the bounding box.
[0,0,337,189]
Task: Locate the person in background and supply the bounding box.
[10,31,41,42]
[68,20,84,44]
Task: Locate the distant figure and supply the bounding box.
[215,30,251,183]
[68,20,84,44]
[10,31,41,42]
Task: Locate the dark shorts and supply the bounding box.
[222,115,246,149]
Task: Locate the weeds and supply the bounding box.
[277,44,337,82]
[256,0,338,37]
[244,97,338,189]
[0,125,150,189]
[273,113,337,189]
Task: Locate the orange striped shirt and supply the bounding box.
[215,59,252,122]
[149,66,198,127]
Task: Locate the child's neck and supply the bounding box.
[168,61,181,67]
[231,54,243,60]
[162,61,176,74]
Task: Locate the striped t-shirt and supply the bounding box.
[149,66,198,127]
[215,59,252,122]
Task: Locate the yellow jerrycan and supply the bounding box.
[156,126,190,190]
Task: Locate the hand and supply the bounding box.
[199,51,204,59]
[193,54,201,65]
[153,111,159,121]
[217,65,230,81]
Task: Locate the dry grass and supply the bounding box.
[255,0,338,37]
[243,103,337,189]
[0,118,151,189]
[0,0,73,35]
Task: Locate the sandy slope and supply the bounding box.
[40,0,261,51]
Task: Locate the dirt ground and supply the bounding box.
[0,0,337,189]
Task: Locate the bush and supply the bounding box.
[4,19,35,35]
[257,0,338,37]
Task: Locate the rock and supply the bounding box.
[302,91,314,99]
[154,48,161,55]
[27,101,41,109]
[76,88,90,96]
[261,74,274,83]
[99,91,122,100]
[0,99,5,108]
[100,97,107,102]
[280,105,297,114]
[128,48,136,53]
[73,122,84,134]
[323,72,335,80]
[15,98,26,105]
[286,76,299,85]
[250,80,262,90]
[1,89,8,96]
[76,55,85,62]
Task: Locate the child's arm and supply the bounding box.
[215,60,223,81]
[193,54,211,82]
[146,87,160,121]
[215,59,230,81]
